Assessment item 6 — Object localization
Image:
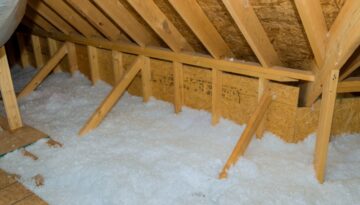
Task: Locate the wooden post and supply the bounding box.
[67,42,78,74]
[79,56,144,136]
[31,35,44,68]
[87,46,100,85]
[0,47,23,130]
[141,56,152,102]
[219,91,272,179]
[112,51,124,84]
[47,38,62,72]
[212,68,222,125]
[173,61,184,113]
[256,78,269,138]
[16,33,30,68]
[18,44,68,98]
[314,69,339,183]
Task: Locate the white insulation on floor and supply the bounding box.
[1,66,360,205]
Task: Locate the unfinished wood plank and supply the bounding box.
[0,183,32,205]
[173,61,184,113]
[28,0,77,35]
[339,53,360,81]
[87,46,100,85]
[211,68,222,125]
[31,35,44,68]
[18,44,68,98]
[0,169,16,190]
[314,70,339,183]
[67,42,78,74]
[302,0,360,106]
[25,7,58,33]
[168,0,233,59]
[47,38,62,72]
[219,91,272,179]
[127,0,194,53]
[294,0,327,67]
[93,0,159,47]
[256,78,269,138]
[337,77,360,93]
[79,56,144,136]
[66,0,129,41]
[30,30,315,82]
[16,33,31,68]
[112,51,124,84]
[0,47,23,130]
[15,194,48,205]
[141,56,152,102]
[43,0,102,38]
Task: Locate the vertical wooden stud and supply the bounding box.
[141,56,152,102]
[47,38,62,72]
[212,68,222,125]
[67,42,78,74]
[112,51,124,84]
[173,61,184,113]
[31,35,44,68]
[256,78,269,138]
[314,69,339,183]
[16,33,30,68]
[87,46,100,85]
[0,47,23,130]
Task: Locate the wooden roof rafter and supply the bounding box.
[303,0,360,106]
[168,0,233,59]
[294,0,328,69]
[27,0,77,35]
[24,7,58,33]
[127,0,194,53]
[42,0,102,38]
[93,0,160,47]
[65,0,130,42]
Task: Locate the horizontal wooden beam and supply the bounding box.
[337,77,360,93]
[28,30,315,82]
[339,53,360,81]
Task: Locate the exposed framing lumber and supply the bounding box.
[66,0,129,42]
[314,70,339,183]
[0,47,23,130]
[112,51,124,84]
[222,0,282,138]
[47,38,61,72]
[25,7,58,33]
[31,35,44,68]
[93,0,159,47]
[43,0,102,38]
[29,30,315,82]
[18,43,68,98]
[79,56,144,136]
[294,0,327,67]
[141,56,152,102]
[337,77,360,93]
[16,33,31,68]
[173,61,184,113]
[27,0,77,35]
[302,0,360,106]
[67,42,78,74]
[87,46,100,85]
[211,68,222,125]
[127,0,194,53]
[339,53,360,81]
[219,91,273,179]
[168,0,233,59]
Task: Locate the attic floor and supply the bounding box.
[0,66,360,205]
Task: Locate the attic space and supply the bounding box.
[0,0,360,204]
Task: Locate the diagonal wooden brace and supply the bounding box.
[219,90,273,179]
[78,56,144,136]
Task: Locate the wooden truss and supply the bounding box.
[20,0,360,183]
